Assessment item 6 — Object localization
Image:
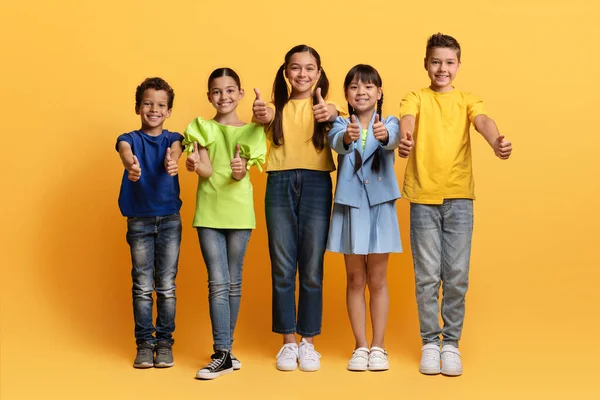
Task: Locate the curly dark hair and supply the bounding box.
[425,33,461,62]
[135,77,175,110]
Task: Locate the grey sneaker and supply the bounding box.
[154,340,174,368]
[133,341,154,369]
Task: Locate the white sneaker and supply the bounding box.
[441,344,462,376]
[419,343,441,375]
[368,347,389,371]
[276,343,299,371]
[347,347,369,371]
[298,338,321,372]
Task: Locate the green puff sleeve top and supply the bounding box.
[183,117,267,229]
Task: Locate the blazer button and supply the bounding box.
[365,179,369,184]
[378,177,382,181]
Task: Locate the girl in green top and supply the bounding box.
[183,68,267,380]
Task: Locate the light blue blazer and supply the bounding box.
[328,111,401,208]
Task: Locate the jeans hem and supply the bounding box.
[272,328,297,335]
[297,330,321,338]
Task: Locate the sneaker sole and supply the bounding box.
[441,368,462,376]
[419,366,441,375]
[276,363,297,371]
[347,365,368,371]
[154,362,174,368]
[195,367,234,380]
[133,362,153,369]
[368,364,389,371]
[299,365,320,372]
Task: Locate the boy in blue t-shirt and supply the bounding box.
[116,77,183,368]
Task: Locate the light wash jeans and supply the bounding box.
[410,199,473,348]
[197,227,251,351]
[265,169,332,337]
[126,214,181,344]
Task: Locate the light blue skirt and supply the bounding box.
[327,190,402,255]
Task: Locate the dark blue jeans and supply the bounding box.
[197,227,251,351]
[126,214,181,344]
[265,169,332,337]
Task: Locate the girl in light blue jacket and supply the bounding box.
[327,64,402,372]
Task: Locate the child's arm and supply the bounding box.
[313,88,338,122]
[230,144,248,181]
[117,141,142,182]
[252,88,274,125]
[164,141,183,176]
[327,116,355,154]
[473,115,512,160]
[398,115,415,158]
[186,142,212,177]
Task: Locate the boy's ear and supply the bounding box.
[423,57,428,70]
[206,91,211,103]
[135,106,140,115]
[166,108,172,118]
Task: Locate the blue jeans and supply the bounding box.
[265,169,332,337]
[126,214,181,344]
[410,199,473,348]
[197,227,251,351]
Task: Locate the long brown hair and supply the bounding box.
[271,45,330,150]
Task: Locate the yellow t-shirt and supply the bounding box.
[266,98,343,172]
[400,87,486,204]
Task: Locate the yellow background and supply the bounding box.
[1,0,598,398]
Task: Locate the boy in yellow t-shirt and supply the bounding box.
[397,33,512,376]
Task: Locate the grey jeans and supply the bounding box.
[410,199,473,348]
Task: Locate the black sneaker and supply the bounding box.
[211,351,241,370]
[154,340,174,368]
[133,341,154,369]
[196,350,233,379]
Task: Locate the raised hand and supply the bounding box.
[128,155,142,182]
[493,135,512,159]
[398,132,414,158]
[312,87,331,122]
[344,115,361,144]
[186,142,201,172]
[252,88,269,124]
[372,114,388,142]
[164,147,178,176]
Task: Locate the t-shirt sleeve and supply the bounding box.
[399,91,420,118]
[238,124,267,172]
[182,117,215,153]
[115,133,133,152]
[466,93,487,123]
[169,132,184,146]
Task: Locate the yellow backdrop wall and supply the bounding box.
[1,0,599,398]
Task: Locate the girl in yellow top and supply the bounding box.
[183,68,266,380]
[252,45,341,372]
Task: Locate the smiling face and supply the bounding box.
[425,47,461,93]
[285,51,321,99]
[207,76,244,115]
[346,79,381,115]
[136,88,172,135]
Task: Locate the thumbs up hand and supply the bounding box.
[372,114,388,142]
[398,132,414,158]
[164,147,178,176]
[231,144,248,180]
[344,115,361,144]
[186,142,201,172]
[493,135,512,159]
[252,88,270,124]
[312,87,331,122]
[127,155,142,182]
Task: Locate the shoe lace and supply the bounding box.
[204,355,225,370]
[352,348,369,361]
[443,351,460,364]
[369,348,387,361]
[276,344,298,361]
[423,348,439,361]
[300,343,321,361]
[156,346,171,356]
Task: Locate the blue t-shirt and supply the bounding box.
[116,129,183,217]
